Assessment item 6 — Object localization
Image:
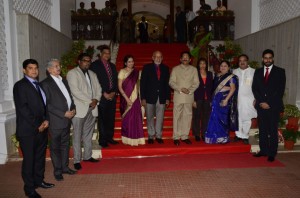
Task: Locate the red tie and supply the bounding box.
[264,67,269,83]
[156,65,160,80]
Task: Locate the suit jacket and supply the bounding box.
[13,77,48,137]
[252,65,286,112]
[140,63,171,104]
[67,67,102,118]
[41,75,76,130]
[194,71,213,101]
[90,59,118,96]
[169,64,200,104]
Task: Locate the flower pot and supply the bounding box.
[287,117,299,126]
[285,124,299,132]
[18,147,23,157]
[251,118,258,129]
[284,140,295,150]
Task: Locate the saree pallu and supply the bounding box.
[205,74,238,144]
[120,69,145,146]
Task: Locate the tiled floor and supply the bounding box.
[0,153,300,198]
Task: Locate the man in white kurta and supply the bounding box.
[233,54,257,144]
[169,52,200,145]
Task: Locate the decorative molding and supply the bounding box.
[0,0,8,91]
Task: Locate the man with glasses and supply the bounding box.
[67,53,101,170]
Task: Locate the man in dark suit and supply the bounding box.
[138,16,149,43]
[140,51,171,144]
[252,49,286,162]
[13,59,54,198]
[90,45,119,148]
[41,59,76,181]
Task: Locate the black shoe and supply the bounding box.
[38,181,55,189]
[195,136,201,142]
[233,136,242,142]
[25,190,41,198]
[156,138,164,144]
[253,152,267,157]
[107,139,119,145]
[148,139,154,144]
[174,140,180,146]
[267,156,275,162]
[62,168,77,175]
[54,174,64,181]
[74,163,82,170]
[83,157,99,163]
[182,139,192,144]
[243,139,249,145]
[99,143,109,148]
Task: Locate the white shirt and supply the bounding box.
[186,11,196,22]
[50,74,72,110]
[264,64,273,76]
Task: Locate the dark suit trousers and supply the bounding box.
[192,100,211,137]
[257,109,280,157]
[49,127,70,176]
[98,97,116,144]
[19,132,47,193]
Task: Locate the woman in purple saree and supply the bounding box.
[118,55,145,146]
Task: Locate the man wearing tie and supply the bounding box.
[13,59,54,198]
[252,49,286,162]
[90,45,118,148]
[67,53,102,170]
[41,59,76,181]
[140,51,171,144]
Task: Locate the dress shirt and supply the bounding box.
[25,75,46,105]
[264,64,273,75]
[50,74,72,110]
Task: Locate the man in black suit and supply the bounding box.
[41,59,76,181]
[252,49,286,162]
[13,59,54,198]
[138,16,149,43]
[90,45,119,148]
[140,51,171,144]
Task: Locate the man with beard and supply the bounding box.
[252,49,286,162]
[233,54,257,144]
[169,51,199,146]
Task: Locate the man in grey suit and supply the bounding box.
[67,53,102,170]
[41,59,77,181]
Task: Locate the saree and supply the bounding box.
[205,73,238,144]
[119,68,145,146]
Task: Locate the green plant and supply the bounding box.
[284,104,300,118]
[248,60,260,69]
[11,134,19,149]
[282,129,298,143]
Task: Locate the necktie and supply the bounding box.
[156,64,160,80]
[264,67,269,83]
[105,63,113,89]
[33,81,46,107]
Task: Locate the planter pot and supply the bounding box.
[287,117,299,127]
[284,140,295,150]
[251,118,258,129]
[285,124,299,132]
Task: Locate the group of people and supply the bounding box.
[14,45,286,197]
[76,1,118,16]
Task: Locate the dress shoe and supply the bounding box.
[174,140,180,146]
[267,156,275,162]
[107,139,119,145]
[99,143,109,148]
[74,163,82,170]
[195,136,201,142]
[83,157,99,163]
[233,136,242,142]
[38,181,55,189]
[243,139,249,145]
[253,152,267,157]
[156,138,164,144]
[25,190,41,198]
[148,139,154,144]
[54,174,64,181]
[62,168,77,175]
[182,139,192,144]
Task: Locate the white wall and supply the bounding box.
[60,0,75,38]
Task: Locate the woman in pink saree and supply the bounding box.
[118,55,145,146]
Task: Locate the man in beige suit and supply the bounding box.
[169,51,200,146]
[67,53,101,170]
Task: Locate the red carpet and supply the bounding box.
[101,139,251,158]
[78,153,284,175]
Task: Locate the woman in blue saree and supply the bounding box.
[205,60,238,144]
[118,55,145,146]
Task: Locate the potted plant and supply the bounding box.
[282,129,298,150]
[284,104,300,127]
